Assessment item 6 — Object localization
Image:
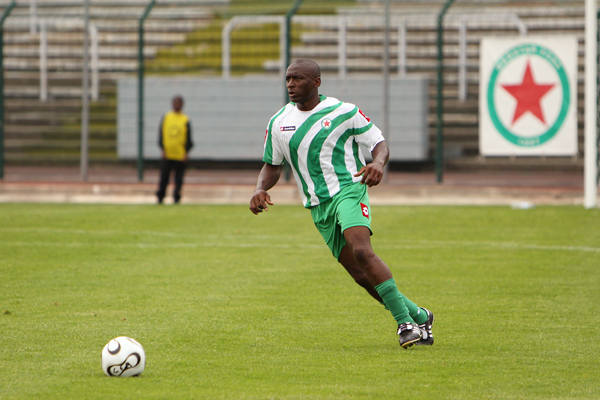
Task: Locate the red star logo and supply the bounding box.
[500,60,555,126]
[323,119,331,127]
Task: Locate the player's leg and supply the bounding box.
[341,227,412,319]
[337,183,432,347]
[311,193,382,302]
[311,183,432,347]
[340,234,428,325]
[156,159,171,204]
[338,245,383,303]
[173,160,186,204]
[342,226,423,348]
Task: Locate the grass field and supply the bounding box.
[1,203,599,399]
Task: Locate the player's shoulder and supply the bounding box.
[324,97,358,112]
[269,103,294,122]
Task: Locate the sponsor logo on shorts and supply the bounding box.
[281,126,296,132]
[360,203,369,218]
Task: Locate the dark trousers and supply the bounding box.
[156,159,186,203]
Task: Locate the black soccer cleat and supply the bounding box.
[415,307,434,346]
[397,322,422,348]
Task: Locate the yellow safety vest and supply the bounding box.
[161,111,190,161]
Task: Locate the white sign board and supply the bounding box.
[479,37,578,156]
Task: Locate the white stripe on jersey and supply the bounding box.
[265,96,384,207]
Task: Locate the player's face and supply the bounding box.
[286,64,320,109]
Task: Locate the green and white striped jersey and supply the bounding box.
[263,95,385,208]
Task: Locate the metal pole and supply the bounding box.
[29,0,37,35]
[221,18,235,78]
[584,0,598,208]
[382,0,390,180]
[137,0,156,182]
[458,17,467,102]
[0,0,17,180]
[284,0,303,103]
[279,17,286,81]
[40,20,47,102]
[81,0,90,181]
[90,24,99,101]
[435,0,456,184]
[398,20,406,77]
[338,16,347,78]
[283,0,303,183]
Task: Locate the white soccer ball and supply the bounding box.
[101,336,146,377]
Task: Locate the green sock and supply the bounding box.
[374,278,415,325]
[403,297,428,325]
[412,306,428,325]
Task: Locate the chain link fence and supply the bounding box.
[0,0,597,189]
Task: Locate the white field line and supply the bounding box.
[382,240,600,253]
[0,228,598,253]
[0,241,324,250]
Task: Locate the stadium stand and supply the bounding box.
[0,0,589,174]
[1,0,222,163]
[277,3,586,171]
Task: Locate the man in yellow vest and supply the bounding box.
[156,95,193,204]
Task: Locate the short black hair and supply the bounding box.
[291,59,321,79]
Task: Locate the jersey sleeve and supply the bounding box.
[351,108,385,151]
[262,108,286,165]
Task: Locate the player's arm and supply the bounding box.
[249,163,283,215]
[354,140,389,187]
[184,121,192,162]
[158,116,165,158]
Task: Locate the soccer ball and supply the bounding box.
[101,336,146,377]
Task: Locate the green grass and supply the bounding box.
[1,204,599,399]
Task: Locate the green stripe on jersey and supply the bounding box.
[288,101,344,205]
[332,121,374,187]
[309,107,359,203]
[263,105,288,164]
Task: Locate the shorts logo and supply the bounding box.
[360,203,369,218]
[321,118,332,129]
[281,126,296,132]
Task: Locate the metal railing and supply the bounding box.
[221,12,529,102]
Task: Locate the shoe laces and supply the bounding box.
[397,322,417,335]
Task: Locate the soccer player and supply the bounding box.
[156,95,193,204]
[249,59,434,348]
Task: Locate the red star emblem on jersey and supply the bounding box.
[500,60,555,126]
[323,119,331,127]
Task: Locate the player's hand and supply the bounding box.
[354,162,384,187]
[249,189,274,215]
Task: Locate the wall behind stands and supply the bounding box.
[117,77,429,162]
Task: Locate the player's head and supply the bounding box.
[286,59,321,109]
[172,95,184,112]
[291,59,321,79]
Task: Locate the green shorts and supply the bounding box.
[310,182,372,260]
